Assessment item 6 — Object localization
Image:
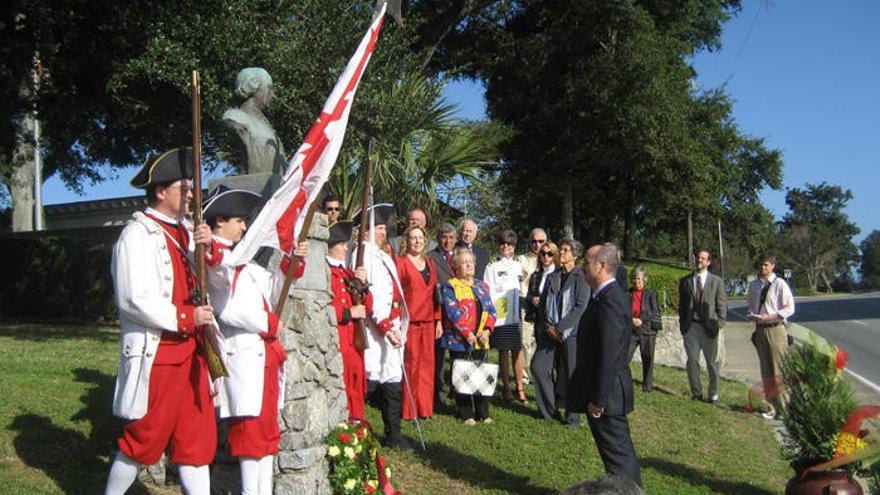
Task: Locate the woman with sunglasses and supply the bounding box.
[484,229,528,403]
[533,240,590,426]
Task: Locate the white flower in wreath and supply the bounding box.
[328,445,340,457]
[355,443,363,453]
[344,478,356,491]
[367,480,378,489]
[338,422,349,430]
[344,446,355,459]
[385,467,392,478]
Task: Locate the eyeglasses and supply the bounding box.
[530,239,546,244]
[539,251,554,257]
[166,182,192,193]
[325,207,340,212]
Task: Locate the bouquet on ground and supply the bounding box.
[781,336,880,480]
[327,420,401,495]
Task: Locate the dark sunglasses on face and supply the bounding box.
[325,207,340,212]
[530,239,546,244]
[539,251,553,257]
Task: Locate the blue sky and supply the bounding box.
[43,1,878,243]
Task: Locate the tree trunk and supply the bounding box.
[562,180,574,240]
[11,108,36,232]
[622,180,635,260]
[821,271,834,294]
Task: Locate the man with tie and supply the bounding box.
[678,249,728,404]
[746,253,795,419]
[456,219,488,280]
[570,243,641,486]
[427,223,457,406]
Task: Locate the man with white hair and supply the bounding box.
[457,219,488,280]
[390,207,437,252]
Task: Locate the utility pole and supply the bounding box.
[717,219,725,280]
[32,52,43,231]
[687,209,694,268]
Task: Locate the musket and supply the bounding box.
[349,139,375,351]
[191,70,229,379]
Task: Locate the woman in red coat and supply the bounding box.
[395,225,442,420]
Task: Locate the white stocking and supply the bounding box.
[240,457,261,495]
[104,451,140,495]
[258,455,274,495]
[178,464,210,495]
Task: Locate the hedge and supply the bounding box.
[0,229,119,321]
[622,260,691,315]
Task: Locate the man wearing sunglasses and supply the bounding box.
[517,228,548,383]
[322,194,343,223]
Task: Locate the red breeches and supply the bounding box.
[402,320,436,420]
[339,339,366,420]
[227,346,283,459]
[118,347,217,466]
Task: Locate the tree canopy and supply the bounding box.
[859,230,880,290]
[778,182,860,293]
[406,0,782,266]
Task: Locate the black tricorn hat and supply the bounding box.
[130,147,194,189]
[328,220,355,247]
[352,203,395,228]
[202,185,263,220]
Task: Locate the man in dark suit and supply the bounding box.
[428,223,458,406]
[456,219,488,280]
[570,243,641,486]
[678,249,727,404]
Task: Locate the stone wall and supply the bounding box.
[211,213,346,494]
[631,315,727,370]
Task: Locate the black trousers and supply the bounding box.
[628,331,657,391]
[588,413,642,486]
[434,341,450,405]
[449,350,490,421]
[367,380,402,439]
[531,332,581,425]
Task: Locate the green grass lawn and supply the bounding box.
[0,323,791,494]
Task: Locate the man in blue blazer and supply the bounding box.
[570,243,641,486]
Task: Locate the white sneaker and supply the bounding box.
[761,404,777,420]
[463,418,477,426]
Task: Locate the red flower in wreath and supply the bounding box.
[835,349,849,371]
[338,432,353,444]
[357,427,368,440]
[364,482,376,494]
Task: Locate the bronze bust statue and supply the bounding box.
[223,68,287,175]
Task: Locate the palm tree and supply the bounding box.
[327,72,499,223]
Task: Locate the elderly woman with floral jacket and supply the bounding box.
[440,247,497,424]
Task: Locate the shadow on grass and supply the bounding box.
[0,322,118,342]
[411,440,557,495]
[641,457,777,495]
[8,368,144,494]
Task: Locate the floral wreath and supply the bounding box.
[327,420,402,495]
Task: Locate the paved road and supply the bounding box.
[728,293,880,394]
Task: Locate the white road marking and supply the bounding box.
[844,367,880,395]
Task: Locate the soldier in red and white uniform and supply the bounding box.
[202,185,307,495]
[326,220,371,421]
[105,148,221,495]
[350,204,411,450]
